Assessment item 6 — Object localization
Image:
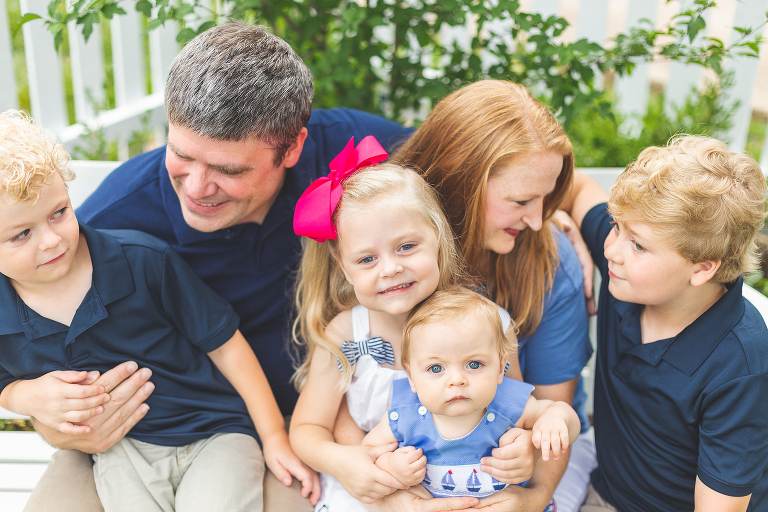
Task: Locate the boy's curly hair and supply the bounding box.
[0,110,74,202]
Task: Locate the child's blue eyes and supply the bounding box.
[467,361,482,370]
[359,256,375,264]
[10,229,30,242]
[428,365,443,374]
[400,243,415,251]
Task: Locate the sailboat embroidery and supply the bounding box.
[466,469,481,493]
[492,476,506,491]
[441,470,456,491]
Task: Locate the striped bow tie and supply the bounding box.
[337,337,395,371]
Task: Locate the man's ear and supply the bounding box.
[282,128,308,168]
[499,354,509,384]
[691,260,722,287]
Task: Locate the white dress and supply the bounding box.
[315,304,408,512]
[314,304,511,512]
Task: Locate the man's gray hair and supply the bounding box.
[165,23,314,165]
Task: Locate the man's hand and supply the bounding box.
[480,428,535,484]
[33,361,154,453]
[375,446,426,487]
[3,371,110,434]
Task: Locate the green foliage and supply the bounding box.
[570,75,737,168]
[0,419,34,432]
[21,0,766,127]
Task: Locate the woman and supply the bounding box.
[326,81,593,512]
[390,80,593,512]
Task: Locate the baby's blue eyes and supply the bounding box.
[467,361,482,370]
[428,365,443,374]
[359,256,375,264]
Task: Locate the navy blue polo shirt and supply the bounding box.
[77,108,413,415]
[0,224,256,447]
[582,204,768,512]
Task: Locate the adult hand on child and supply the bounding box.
[4,370,109,434]
[553,210,596,315]
[369,484,480,512]
[480,427,535,484]
[261,430,322,505]
[31,361,154,453]
[375,445,426,487]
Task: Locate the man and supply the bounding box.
[23,22,411,512]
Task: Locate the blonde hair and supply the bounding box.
[393,80,574,337]
[402,288,514,373]
[292,163,466,391]
[0,110,73,202]
[609,135,767,283]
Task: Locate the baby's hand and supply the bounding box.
[532,413,570,462]
[262,431,321,505]
[10,371,110,435]
[376,445,426,487]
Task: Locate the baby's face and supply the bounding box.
[0,174,80,286]
[406,316,506,419]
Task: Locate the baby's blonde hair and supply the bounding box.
[609,135,767,283]
[401,288,514,373]
[292,163,467,391]
[0,110,73,202]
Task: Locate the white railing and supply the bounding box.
[2,0,768,166]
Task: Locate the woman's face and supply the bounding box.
[483,151,562,254]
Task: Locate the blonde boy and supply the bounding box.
[567,135,768,512]
[0,110,318,511]
[363,288,580,501]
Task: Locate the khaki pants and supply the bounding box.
[92,434,263,512]
[24,439,313,512]
[579,484,619,512]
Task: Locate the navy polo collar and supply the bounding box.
[0,223,135,340]
[158,148,304,246]
[613,277,744,375]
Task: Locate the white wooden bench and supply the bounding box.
[1,164,767,511]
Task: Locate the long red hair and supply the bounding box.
[393,81,574,336]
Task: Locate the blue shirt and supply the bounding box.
[518,229,593,432]
[582,204,768,512]
[0,224,255,447]
[77,108,413,415]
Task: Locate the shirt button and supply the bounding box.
[418,406,427,416]
[390,411,399,421]
[487,413,496,422]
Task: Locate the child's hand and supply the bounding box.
[261,431,321,505]
[532,413,571,461]
[8,371,110,435]
[376,446,426,487]
[480,427,535,484]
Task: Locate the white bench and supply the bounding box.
[1,165,767,511]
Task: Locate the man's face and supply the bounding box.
[165,124,306,232]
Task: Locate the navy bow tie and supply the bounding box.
[337,336,396,371]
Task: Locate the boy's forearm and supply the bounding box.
[207,331,285,440]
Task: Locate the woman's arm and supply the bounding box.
[561,171,609,229]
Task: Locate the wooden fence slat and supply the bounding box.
[613,0,657,136]
[724,0,768,152]
[19,0,68,131]
[68,20,105,122]
[149,16,179,94]
[111,8,147,106]
[0,2,18,112]
[575,0,608,90]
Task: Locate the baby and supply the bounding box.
[363,288,580,498]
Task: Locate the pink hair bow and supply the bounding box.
[294,136,388,242]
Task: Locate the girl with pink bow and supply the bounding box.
[288,137,531,512]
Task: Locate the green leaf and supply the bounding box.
[136,1,153,17]
[176,27,196,43]
[686,15,706,41]
[197,20,217,34]
[14,13,42,37]
[102,3,127,19]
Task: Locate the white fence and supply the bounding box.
[2,0,768,167]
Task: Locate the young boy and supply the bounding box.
[362,288,580,501]
[0,110,319,511]
[566,135,768,512]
